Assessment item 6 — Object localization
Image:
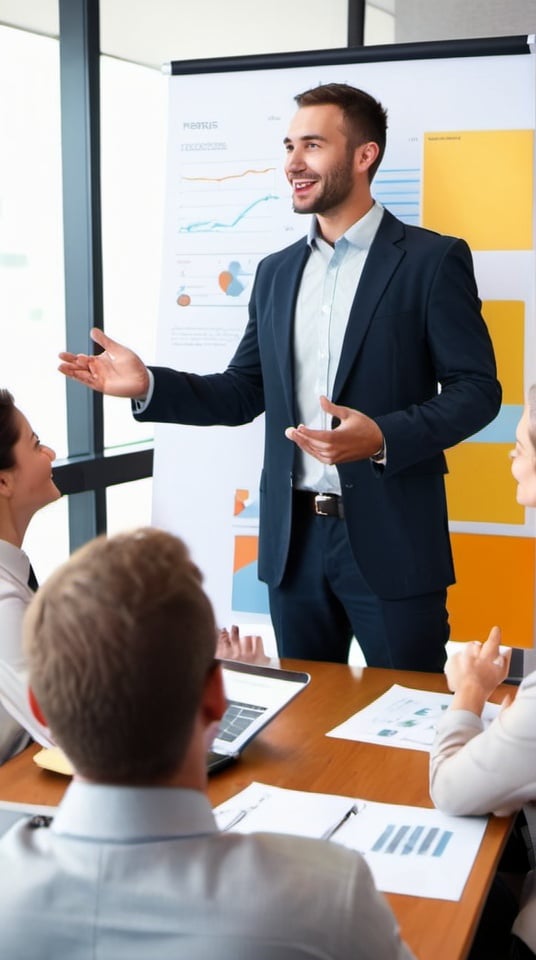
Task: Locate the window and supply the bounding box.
[0,24,70,576]
[100,55,166,451]
[0,26,67,459]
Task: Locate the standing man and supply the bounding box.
[59,83,501,671]
[0,527,414,960]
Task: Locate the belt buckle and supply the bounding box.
[314,493,332,517]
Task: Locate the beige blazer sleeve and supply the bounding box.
[429,671,536,817]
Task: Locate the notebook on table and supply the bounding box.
[207,661,311,773]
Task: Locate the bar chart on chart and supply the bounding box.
[334,800,488,900]
[215,782,489,900]
[371,822,452,857]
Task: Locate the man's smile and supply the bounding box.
[292,178,318,194]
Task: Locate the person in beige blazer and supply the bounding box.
[430,385,536,959]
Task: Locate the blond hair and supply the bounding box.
[24,528,216,782]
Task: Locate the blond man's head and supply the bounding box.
[24,528,217,783]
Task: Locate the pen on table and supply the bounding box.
[222,809,247,831]
[321,803,359,841]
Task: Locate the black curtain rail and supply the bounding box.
[167,34,531,76]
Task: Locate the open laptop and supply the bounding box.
[32,660,310,778]
[207,661,310,773]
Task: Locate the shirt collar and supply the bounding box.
[52,780,218,842]
[307,200,384,252]
[0,538,32,588]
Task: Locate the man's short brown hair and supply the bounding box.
[24,528,217,783]
[294,82,388,181]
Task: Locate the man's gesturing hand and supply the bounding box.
[285,396,384,464]
[58,327,150,399]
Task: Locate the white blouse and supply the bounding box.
[0,539,52,763]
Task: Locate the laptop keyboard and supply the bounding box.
[217,700,266,743]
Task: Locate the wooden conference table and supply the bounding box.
[0,661,513,960]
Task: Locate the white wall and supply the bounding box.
[0,1,398,66]
[395,0,535,42]
[0,0,350,65]
[3,1,532,64]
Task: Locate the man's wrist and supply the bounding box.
[134,368,151,400]
[132,369,154,412]
[370,438,386,462]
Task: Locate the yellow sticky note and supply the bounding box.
[33,746,73,776]
[446,443,523,524]
[481,300,524,405]
[423,130,533,250]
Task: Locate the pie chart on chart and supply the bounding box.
[218,260,246,297]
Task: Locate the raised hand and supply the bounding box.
[216,625,269,664]
[58,327,150,399]
[445,625,512,716]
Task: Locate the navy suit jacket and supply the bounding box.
[136,209,501,599]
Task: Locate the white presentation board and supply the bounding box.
[152,36,536,628]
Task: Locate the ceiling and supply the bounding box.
[0,1,395,67]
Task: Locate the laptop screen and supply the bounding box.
[208,661,310,768]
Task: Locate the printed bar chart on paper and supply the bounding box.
[371,822,452,857]
[213,781,488,900]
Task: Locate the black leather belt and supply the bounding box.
[294,490,344,519]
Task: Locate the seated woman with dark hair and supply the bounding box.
[0,388,268,764]
[0,389,60,762]
[430,385,536,959]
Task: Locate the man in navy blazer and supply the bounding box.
[59,83,501,671]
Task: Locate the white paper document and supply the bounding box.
[214,781,357,839]
[332,797,487,901]
[0,661,54,749]
[213,782,488,901]
[326,684,501,751]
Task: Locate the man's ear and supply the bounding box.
[28,687,48,727]
[355,140,380,176]
[201,662,226,727]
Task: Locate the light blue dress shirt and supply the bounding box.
[0,778,414,959]
[293,201,384,493]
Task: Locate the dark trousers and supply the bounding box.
[468,812,535,960]
[511,937,536,960]
[269,498,449,670]
[467,874,520,960]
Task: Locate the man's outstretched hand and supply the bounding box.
[58,327,150,399]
